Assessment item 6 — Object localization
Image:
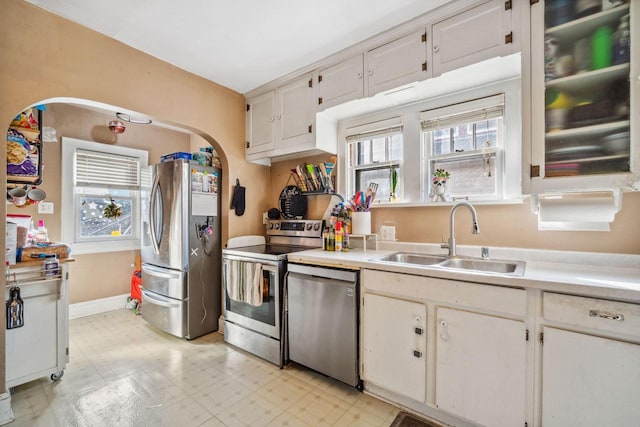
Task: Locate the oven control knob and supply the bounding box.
[313,223,320,231]
[306,223,312,230]
[268,223,274,229]
[274,223,280,229]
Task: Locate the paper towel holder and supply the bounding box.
[530,189,623,231]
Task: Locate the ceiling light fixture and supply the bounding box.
[108,120,126,134]
[116,112,152,124]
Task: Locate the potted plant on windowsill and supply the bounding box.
[103,197,123,236]
[432,169,450,202]
[389,167,398,202]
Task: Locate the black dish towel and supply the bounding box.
[231,178,246,216]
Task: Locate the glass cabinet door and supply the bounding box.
[531,1,636,191]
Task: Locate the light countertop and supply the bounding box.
[287,245,640,303]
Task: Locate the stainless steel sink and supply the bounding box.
[373,252,526,277]
[438,257,526,276]
[375,253,446,266]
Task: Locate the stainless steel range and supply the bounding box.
[222,219,323,366]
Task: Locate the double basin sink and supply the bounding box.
[374,252,526,277]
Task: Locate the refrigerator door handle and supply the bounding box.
[141,288,180,308]
[142,264,182,280]
[149,172,161,255]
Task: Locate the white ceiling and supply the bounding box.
[25,0,452,94]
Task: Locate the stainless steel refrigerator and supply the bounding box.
[140,158,221,339]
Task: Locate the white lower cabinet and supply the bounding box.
[362,270,640,426]
[435,307,527,427]
[540,292,640,427]
[363,293,426,402]
[541,327,640,427]
[5,263,69,388]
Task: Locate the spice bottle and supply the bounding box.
[334,222,343,252]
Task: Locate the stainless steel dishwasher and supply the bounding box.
[285,263,360,388]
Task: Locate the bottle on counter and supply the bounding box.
[327,227,335,252]
[322,227,329,251]
[342,225,349,252]
[613,14,630,65]
[34,219,49,244]
[334,221,343,252]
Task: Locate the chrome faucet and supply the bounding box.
[441,201,480,257]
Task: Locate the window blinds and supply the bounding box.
[420,94,505,131]
[75,149,140,189]
[346,125,403,143]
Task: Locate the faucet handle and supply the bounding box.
[481,247,489,259]
[440,235,449,250]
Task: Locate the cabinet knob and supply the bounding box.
[357,72,363,79]
[367,69,373,76]
[413,350,422,358]
[414,327,423,335]
[433,46,439,53]
[276,114,281,120]
[271,116,275,122]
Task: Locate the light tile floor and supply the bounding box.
[8,309,401,427]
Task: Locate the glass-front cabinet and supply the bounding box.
[529,0,639,193]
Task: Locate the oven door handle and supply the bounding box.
[222,255,280,273]
[141,288,180,308]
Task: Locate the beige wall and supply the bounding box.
[7,103,193,304]
[270,160,640,254]
[0,0,270,392]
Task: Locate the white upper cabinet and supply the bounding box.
[432,0,515,76]
[317,54,364,111]
[276,73,316,154]
[246,73,334,163]
[366,29,430,96]
[525,1,639,193]
[246,90,276,156]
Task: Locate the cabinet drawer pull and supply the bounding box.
[413,350,422,358]
[414,327,423,335]
[589,310,624,321]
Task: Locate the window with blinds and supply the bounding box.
[62,137,148,252]
[421,94,505,200]
[75,149,141,189]
[346,121,403,202]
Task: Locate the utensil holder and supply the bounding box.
[351,212,371,235]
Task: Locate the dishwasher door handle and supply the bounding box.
[286,266,357,283]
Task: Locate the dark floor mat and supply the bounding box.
[390,411,444,427]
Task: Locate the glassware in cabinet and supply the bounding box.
[541,1,631,179]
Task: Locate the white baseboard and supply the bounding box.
[69,293,129,320]
[0,392,14,426]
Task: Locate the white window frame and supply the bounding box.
[420,94,505,201]
[345,117,403,202]
[61,137,149,254]
[337,78,522,206]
